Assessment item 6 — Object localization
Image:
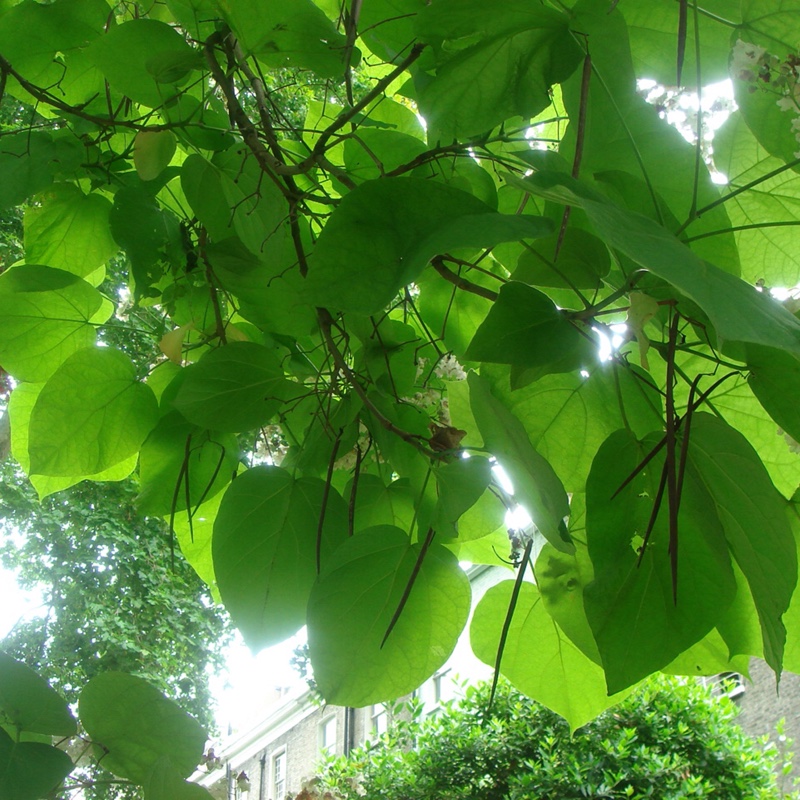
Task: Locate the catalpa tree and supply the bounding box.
[2,0,800,796]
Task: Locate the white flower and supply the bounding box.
[778,95,796,111]
[731,39,766,81]
[433,354,467,381]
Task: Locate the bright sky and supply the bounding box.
[0,565,44,639]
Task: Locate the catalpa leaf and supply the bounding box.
[28,347,158,478]
[24,184,117,277]
[0,729,73,800]
[213,465,348,648]
[307,178,552,315]
[0,265,109,382]
[308,526,470,706]
[415,0,582,141]
[79,673,205,784]
[465,282,597,379]
[173,341,292,433]
[468,372,572,552]
[686,413,797,675]
[584,429,736,694]
[0,651,75,737]
[470,581,633,731]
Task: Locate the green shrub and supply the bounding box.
[317,677,797,800]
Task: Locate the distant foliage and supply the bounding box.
[317,678,796,800]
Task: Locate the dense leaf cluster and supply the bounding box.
[317,679,793,800]
[2,0,800,795]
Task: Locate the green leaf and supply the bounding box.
[512,226,611,290]
[0,0,107,106]
[137,411,239,516]
[79,672,205,783]
[584,428,736,693]
[713,111,800,286]
[624,0,738,86]
[145,758,215,800]
[686,413,797,675]
[415,0,582,141]
[308,526,471,705]
[28,347,159,477]
[8,381,138,499]
[0,729,73,800]
[432,456,493,537]
[134,131,178,181]
[109,186,183,298]
[307,178,553,315]
[218,0,356,78]
[173,342,291,433]
[513,170,800,360]
[86,19,199,107]
[748,345,800,446]
[470,581,632,731]
[24,185,117,277]
[344,475,415,534]
[169,492,223,601]
[0,651,76,736]
[0,133,58,211]
[0,265,108,382]
[465,282,597,379]
[213,465,348,648]
[483,363,662,493]
[468,372,571,551]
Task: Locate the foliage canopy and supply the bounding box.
[4,0,800,795]
[315,678,794,800]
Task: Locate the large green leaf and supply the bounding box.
[465,282,596,379]
[0,266,109,382]
[137,411,239,516]
[0,0,106,106]
[686,413,797,674]
[217,0,355,78]
[79,672,205,783]
[713,111,800,286]
[307,526,470,705]
[28,347,159,477]
[109,186,183,298]
[584,429,736,693]
[560,0,739,275]
[145,758,216,800]
[0,729,73,800]
[0,651,75,736]
[169,492,223,601]
[24,185,117,277]
[213,465,348,648]
[748,345,800,446]
[306,178,553,315]
[468,372,571,551]
[624,0,738,86]
[470,581,631,731]
[0,133,59,211]
[432,456,492,538]
[173,342,291,433]
[414,0,582,141]
[483,363,662,493]
[9,381,139,499]
[513,170,800,360]
[86,19,199,107]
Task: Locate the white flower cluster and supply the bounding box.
[731,39,800,158]
[332,422,380,472]
[434,354,467,381]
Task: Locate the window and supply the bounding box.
[320,715,337,754]
[371,703,388,735]
[272,749,286,800]
[702,672,745,700]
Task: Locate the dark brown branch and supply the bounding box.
[431,257,499,302]
[317,308,438,459]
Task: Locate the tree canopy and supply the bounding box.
[4,0,800,796]
[314,678,793,799]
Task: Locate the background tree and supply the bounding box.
[315,678,797,800]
